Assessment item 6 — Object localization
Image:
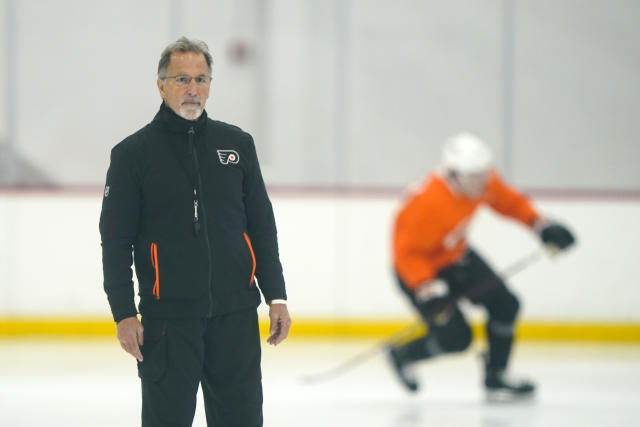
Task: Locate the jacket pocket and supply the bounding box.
[243,232,256,287]
[137,235,209,300]
[150,242,160,300]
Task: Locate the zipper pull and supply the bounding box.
[193,188,200,236]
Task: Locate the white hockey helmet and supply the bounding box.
[441,132,493,175]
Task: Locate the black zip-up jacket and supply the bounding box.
[100,103,286,322]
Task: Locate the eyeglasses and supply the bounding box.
[162,75,212,87]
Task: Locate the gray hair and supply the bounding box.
[157,36,213,77]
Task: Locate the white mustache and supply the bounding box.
[181,98,201,106]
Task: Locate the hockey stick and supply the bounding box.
[430,248,545,318]
[299,320,424,385]
[300,248,545,385]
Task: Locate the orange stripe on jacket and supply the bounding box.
[243,232,257,286]
[393,170,539,290]
[151,243,160,299]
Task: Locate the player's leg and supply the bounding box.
[201,308,263,427]
[139,317,204,427]
[388,275,473,391]
[393,297,474,360]
[463,250,535,396]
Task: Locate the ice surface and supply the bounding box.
[1,338,639,427]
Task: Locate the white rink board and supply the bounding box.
[0,191,638,321]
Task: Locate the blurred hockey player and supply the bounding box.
[388,133,575,397]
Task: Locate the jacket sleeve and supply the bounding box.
[394,197,447,289]
[242,134,287,303]
[99,143,141,322]
[394,247,439,289]
[485,170,540,227]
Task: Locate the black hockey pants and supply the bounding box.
[138,308,263,427]
[395,248,520,370]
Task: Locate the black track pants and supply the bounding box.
[138,308,263,427]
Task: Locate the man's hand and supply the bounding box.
[267,303,291,346]
[116,316,144,361]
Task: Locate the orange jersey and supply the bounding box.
[393,170,539,289]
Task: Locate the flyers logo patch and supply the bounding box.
[217,150,240,165]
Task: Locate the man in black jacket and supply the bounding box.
[99,36,291,427]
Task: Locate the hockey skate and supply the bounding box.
[484,367,536,401]
[387,346,419,392]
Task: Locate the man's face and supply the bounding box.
[448,170,489,199]
[157,51,211,120]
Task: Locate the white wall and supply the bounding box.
[2,1,639,189]
[1,191,638,322]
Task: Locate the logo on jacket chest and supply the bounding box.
[217,150,240,165]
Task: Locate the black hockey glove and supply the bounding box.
[540,223,575,251]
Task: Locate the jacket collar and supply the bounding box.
[153,102,208,134]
